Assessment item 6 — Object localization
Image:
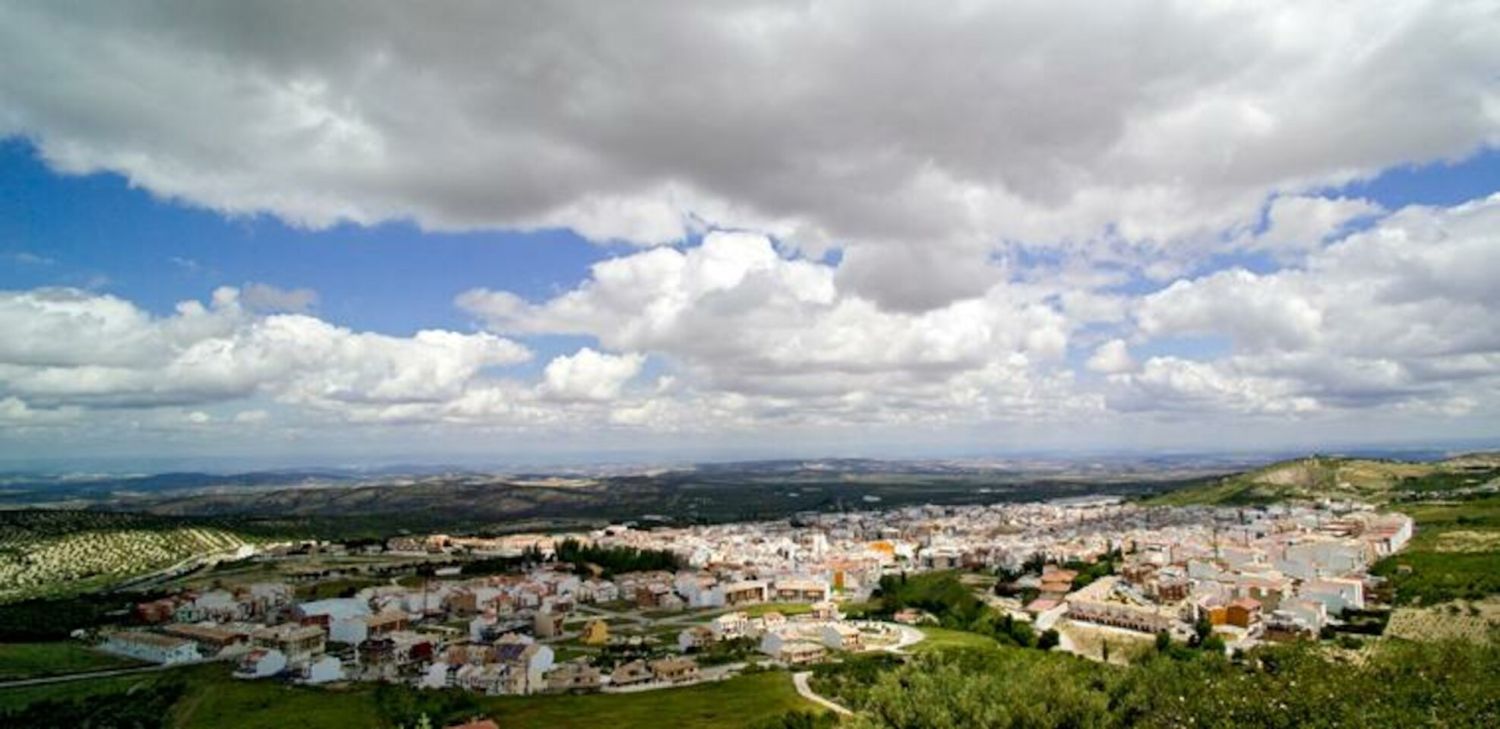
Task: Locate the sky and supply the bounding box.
[1,1,1499,470]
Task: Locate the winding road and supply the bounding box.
[792,671,853,716]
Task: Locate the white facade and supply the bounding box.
[101,633,201,665]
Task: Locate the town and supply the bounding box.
[93,497,1413,703]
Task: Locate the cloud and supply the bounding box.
[5,251,55,266]
[459,230,1090,425]
[240,282,319,313]
[0,286,531,410]
[1112,194,1500,414]
[2,2,1497,311]
[1087,339,1136,375]
[1247,195,1384,256]
[541,348,645,402]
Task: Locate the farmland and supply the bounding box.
[1372,495,1500,605]
[0,662,821,729]
[0,510,249,603]
[0,642,142,680]
[1143,454,1500,507]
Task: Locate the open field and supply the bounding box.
[1144,454,1500,507]
[1053,619,1156,665]
[0,642,143,680]
[1373,495,1500,605]
[914,626,1004,653]
[0,662,820,729]
[1386,600,1500,643]
[0,510,249,604]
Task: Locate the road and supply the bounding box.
[0,661,191,689]
[792,671,853,717]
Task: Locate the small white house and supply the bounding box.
[419,662,452,689]
[236,648,287,679]
[101,632,201,665]
[299,655,343,685]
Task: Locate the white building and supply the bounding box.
[101,632,201,665]
[299,655,344,685]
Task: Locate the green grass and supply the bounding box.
[171,670,383,729]
[0,642,143,680]
[0,661,820,729]
[744,602,814,617]
[1374,495,1500,605]
[481,670,817,728]
[296,576,385,601]
[914,627,1004,654]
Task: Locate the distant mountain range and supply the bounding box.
[3,451,1495,533]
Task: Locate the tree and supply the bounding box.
[1155,630,1171,653]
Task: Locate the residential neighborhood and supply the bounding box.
[89,497,1412,700]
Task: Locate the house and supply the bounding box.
[648,656,700,684]
[444,719,500,729]
[580,618,610,645]
[252,623,326,663]
[135,598,179,624]
[161,622,250,657]
[1226,598,1262,629]
[419,661,452,689]
[100,631,201,665]
[710,611,750,639]
[760,635,826,665]
[1301,577,1365,613]
[773,578,830,602]
[294,598,369,629]
[759,611,787,633]
[821,623,864,651]
[678,626,715,652]
[546,660,603,693]
[893,608,934,625]
[453,664,509,695]
[811,600,842,620]
[298,655,344,685]
[722,580,769,606]
[235,648,287,678]
[610,659,654,687]
[494,636,554,694]
[533,610,567,639]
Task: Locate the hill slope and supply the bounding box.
[1144,453,1500,506]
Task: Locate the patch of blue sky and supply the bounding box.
[0,138,623,336]
[1333,145,1500,209]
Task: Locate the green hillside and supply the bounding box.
[1144,454,1500,507]
[0,510,249,604]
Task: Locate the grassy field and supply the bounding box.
[1144,455,1500,507]
[0,510,250,604]
[480,671,816,728]
[914,627,1004,653]
[0,642,142,680]
[0,662,819,729]
[1373,495,1500,605]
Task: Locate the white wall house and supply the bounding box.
[101,632,201,665]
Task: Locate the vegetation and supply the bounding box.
[1145,454,1500,507]
[0,589,169,642]
[0,642,142,680]
[0,675,186,728]
[0,510,248,604]
[845,638,1500,728]
[877,571,1037,648]
[0,664,820,728]
[553,537,682,576]
[1373,494,1500,605]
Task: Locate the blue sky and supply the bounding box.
[0,2,1497,469]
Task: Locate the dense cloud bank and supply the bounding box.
[0,1,1497,453]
